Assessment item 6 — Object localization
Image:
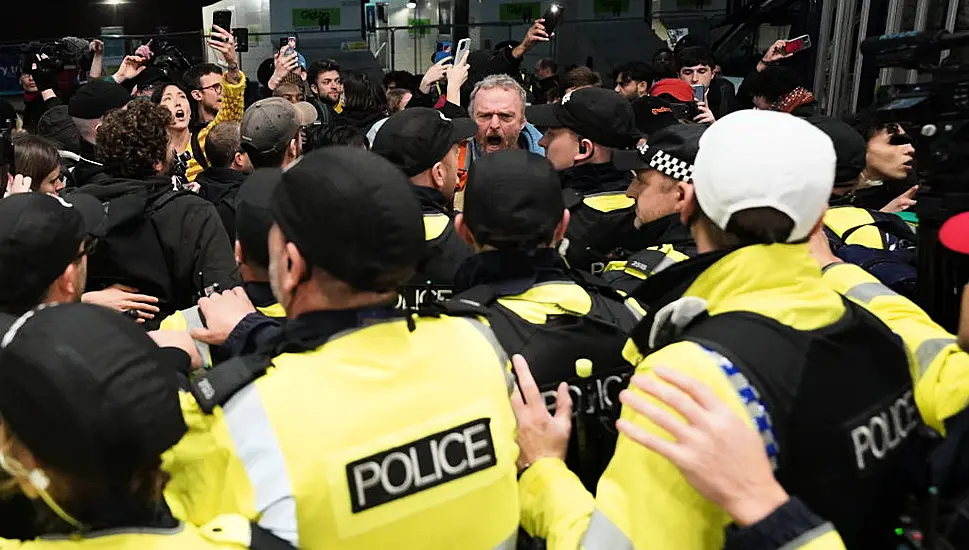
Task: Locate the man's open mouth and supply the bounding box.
[486,135,503,147]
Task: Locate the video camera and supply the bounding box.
[20,38,94,75]
[861,30,969,333]
[143,39,191,82]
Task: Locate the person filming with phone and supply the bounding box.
[180,24,246,182]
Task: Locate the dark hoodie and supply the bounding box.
[196,167,248,241]
[337,108,387,132]
[76,174,240,322]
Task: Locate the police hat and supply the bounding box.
[0,303,189,481]
[614,124,707,183]
[462,149,564,248]
[271,147,425,292]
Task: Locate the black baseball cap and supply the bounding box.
[807,115,868,187]
[371,108,477,177]
[68,79,132,119]
[631,96,678,136]
[271,147,425,292]
[614,123,707,183]
[0,302,188,480]
[526,87,640,149]
[236,168,280,269]
[463,149,564,248]
[0,193,104,310]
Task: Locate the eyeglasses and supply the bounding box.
[200,82,223,95]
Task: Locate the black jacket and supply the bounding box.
[337,108,387,132]
[415,187,474,284]
[22,92,62,133]
[69,140,106,188]
[706,75,738,119]
[601,214,697,296]
[196,167,248,241]
[560,163,648,274]
[77,174,240,314]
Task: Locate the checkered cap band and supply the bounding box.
[648,149,694,183]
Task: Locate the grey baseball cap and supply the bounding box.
[241,97,318,154]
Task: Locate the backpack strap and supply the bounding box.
[673,309,806,471]
[190,131,210,171]
[190,354,273,414]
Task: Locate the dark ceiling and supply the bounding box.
[2,0,203,43]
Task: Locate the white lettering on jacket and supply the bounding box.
[849,390,918,471]
[347,418,496,513]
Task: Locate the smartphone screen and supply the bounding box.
[541,3,564,35]
[784,35,812,55]
[692,84,705,103]
[288,37,298,54]
[212,10,232,38]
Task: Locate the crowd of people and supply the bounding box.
[0,15,963,550]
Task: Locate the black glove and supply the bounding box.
[27,55,59,92]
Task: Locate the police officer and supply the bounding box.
[159,170,286,366]
[526,87,647,274]
[450,148,643,491]
[0,303,287,549]
[602,124,705,295]
[513,111,914,550]
[371,107,476,309]
[177,147,520,549]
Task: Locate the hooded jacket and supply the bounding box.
[77,173,240,318]
[196,167,248,242]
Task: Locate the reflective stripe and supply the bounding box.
[579,510,634,550]
[916,337,958,377]
[703,347,780,469]
[652,254,680,274]
[492,532,518,550]
[623,298,645,321]
[182,306,213,368]
[223,383,300,546]
[462,318,514,395]
[843,282,895,304]
[778,522,836,550]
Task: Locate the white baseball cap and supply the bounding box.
[692,110,836,243]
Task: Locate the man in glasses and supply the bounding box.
[182,25,247,182]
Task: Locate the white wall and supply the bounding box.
[202,0,273,76]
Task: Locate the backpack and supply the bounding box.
[84,189,192,321]
[445,273,638,491]
[825,215,918,301]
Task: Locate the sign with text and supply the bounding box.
[498,2,541,23]
[293,8,342,30]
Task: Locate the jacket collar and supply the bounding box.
[638,213,694,247]
[244,281,276,308]
[634,244,844,328]
[559,162,630,195]
[453,248,569,295]
[413,185,449,214]
[270,303,404,356]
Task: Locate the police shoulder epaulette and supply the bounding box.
[190,355,273,414]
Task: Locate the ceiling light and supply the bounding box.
[103,0,128,4]
[406,2,417,8]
